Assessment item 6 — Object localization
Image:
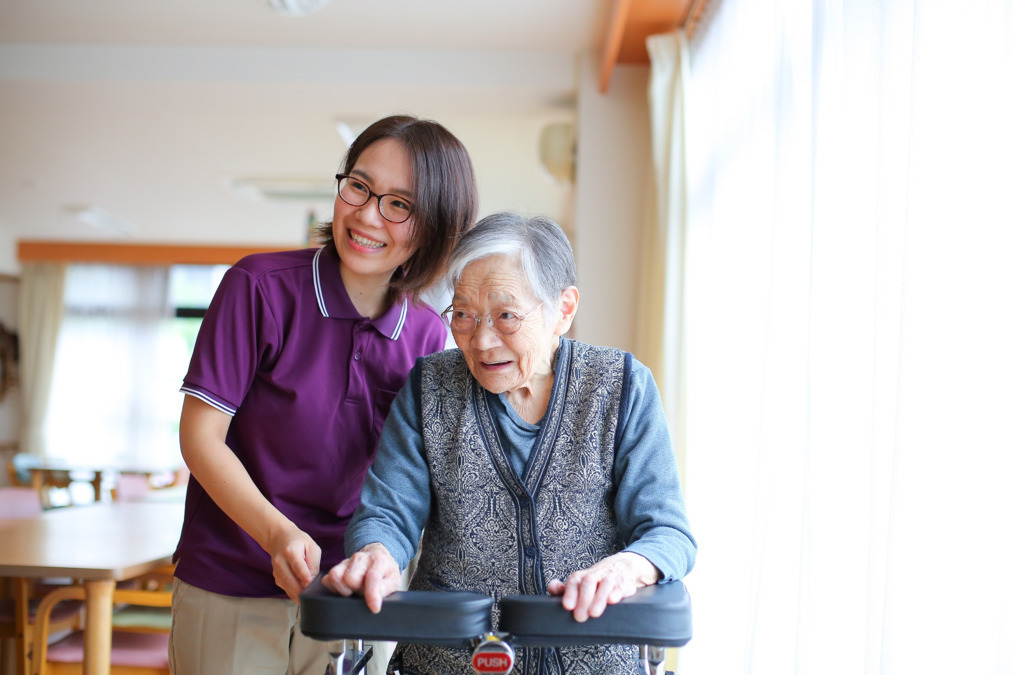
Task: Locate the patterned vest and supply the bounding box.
[390,338,642,675]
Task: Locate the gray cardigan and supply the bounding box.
[346,338,696,583]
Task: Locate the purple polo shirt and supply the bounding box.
[174,245,447,597]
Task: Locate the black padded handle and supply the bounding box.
[299,576,493,646]
[498,581,692,647]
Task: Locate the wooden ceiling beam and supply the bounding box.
[599,0,636,95]
[18,240,284,266]
[599,0,708,93]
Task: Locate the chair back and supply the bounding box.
[114,474,153,501]
[0,486,43,518]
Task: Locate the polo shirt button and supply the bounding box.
[524,545,536,558]
[353,352,361,360]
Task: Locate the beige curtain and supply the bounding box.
[642,30,692,674]
[640,30,691,471]
[16,263,66,460]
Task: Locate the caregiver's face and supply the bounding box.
[449,254,557,395]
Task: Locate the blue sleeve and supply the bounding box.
[613,358,697,582]
[344,362,431,570]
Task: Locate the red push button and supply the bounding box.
[471,636,514,674]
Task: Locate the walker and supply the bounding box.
[299,576,691,675]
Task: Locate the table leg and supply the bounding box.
[11,577,30,675]
[29,469,49,509]
[91,471,103,503]
[82,579,115,675]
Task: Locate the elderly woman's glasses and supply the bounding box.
[335,174,413,224]
[441,303,544,335]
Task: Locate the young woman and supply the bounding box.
[169,115,478,674]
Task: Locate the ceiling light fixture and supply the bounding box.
[266,0,328,17]
[67,205,136,238]
[226,178,335,203]
[334,122,357,148]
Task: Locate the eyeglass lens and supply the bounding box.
[443,305,541,335]
[450,312,520,334]
[337,176,411,223]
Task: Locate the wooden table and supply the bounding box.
[0,501,184,675]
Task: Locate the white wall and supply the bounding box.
[446,113,576,222]
[574,52,651,352]
[0,108,574,270]
[0,232,16,275]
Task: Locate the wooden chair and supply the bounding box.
[0,488,84,675]
[28,573,173,675]
[0,579,84,675]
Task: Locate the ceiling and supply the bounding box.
[0,0,624,268]
[0,1,608,51]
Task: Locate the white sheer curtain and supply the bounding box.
[661,1,1013,673]
[43,264,186,470]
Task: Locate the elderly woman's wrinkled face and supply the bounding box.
[451,254,565,395]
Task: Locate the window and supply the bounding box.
[43,264,228,472]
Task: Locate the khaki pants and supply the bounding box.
[169,578,394,675]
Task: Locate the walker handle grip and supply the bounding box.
[299,577,493,647]
[499,581,692,648]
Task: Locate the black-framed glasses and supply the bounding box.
[335,174,413,224]
[441,303,544,335]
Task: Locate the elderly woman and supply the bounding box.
[323,212,696,675]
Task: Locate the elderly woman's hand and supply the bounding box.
[547,552,661,622]
[322,543,401,614]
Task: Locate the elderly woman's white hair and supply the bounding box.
[445,212,577,312]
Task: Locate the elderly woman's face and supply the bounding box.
[451,254,566,395]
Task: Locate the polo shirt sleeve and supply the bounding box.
[613,358,697,582]
[344,362,431,570]
[180,264,277,415]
